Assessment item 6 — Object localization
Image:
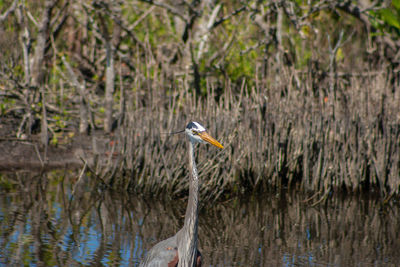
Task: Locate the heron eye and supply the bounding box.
[192,130,198,135]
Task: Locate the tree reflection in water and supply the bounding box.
[0,171,399,266]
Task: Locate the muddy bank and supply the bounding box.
[0,117,111,172]
[0,140,82,172]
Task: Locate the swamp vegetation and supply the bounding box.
[1,1,400,266]
[0,0,399,202]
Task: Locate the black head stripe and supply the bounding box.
[186,122,197,130]
[186,121,207,132]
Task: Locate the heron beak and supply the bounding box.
[199,132,224,149]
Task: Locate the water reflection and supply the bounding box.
[0,171,399,266]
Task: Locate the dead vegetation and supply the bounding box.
[95,67,399,201]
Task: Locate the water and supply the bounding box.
[0,171,399,266]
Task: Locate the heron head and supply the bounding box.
[185,121,224,149]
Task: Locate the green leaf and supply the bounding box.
[336,47,344,62]
[392,0,400,10]
[380,8,400,29]
[51,136,58,145]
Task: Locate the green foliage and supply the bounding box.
[380,8,400,29]
[0,174,15,191]
[369,2,400,37]
[0,98,16,116]
[226,48,257,85]
[50,134,59,145]
[12,65,24,78]
[51,115,67,131]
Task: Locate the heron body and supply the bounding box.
[139,122,223,267]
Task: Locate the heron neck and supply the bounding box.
[185,140,199,230]
[177,141,199,267]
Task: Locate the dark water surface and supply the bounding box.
[0,171,399,266]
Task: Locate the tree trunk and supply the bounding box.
[31,0,58,87]
[104,40,114,133]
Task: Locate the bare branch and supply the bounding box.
[61,55,93,134]
[197,4,221,60]
[31,0,60,87]
[50,0,69,27]
[130,5,155,30]
[14,2,31,85]
[82,2,146,51]
[26,10,39,27]
[138,0,189,23]
[93,1,116,133]
[212,5,247,29]
[0,0,18,22]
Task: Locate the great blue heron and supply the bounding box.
[139,121,224,267]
